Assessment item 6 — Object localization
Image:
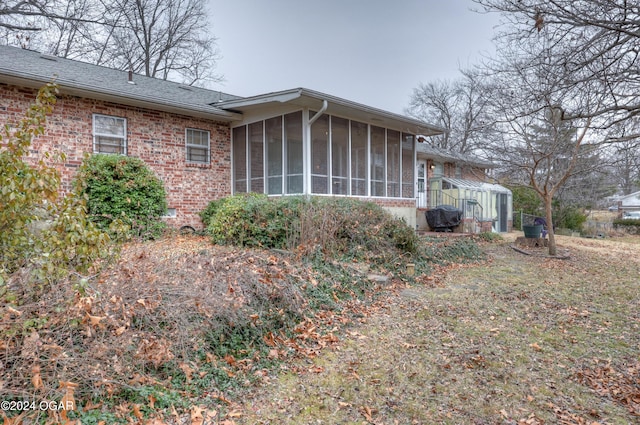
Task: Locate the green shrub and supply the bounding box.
[476,232,503,242]
[75,154,167,239]
[0,83,112,292]
[613,218,640,235]
[199,198,225,227]
[554,206,587,231]
[205,193,299,248]
[203,195,418,257]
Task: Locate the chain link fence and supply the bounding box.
[513,211,545,230]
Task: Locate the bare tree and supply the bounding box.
[474,0,640,126]
[481,28,610,255]
[97,0,221,85]
[0,0,103,33]
[406,69,491,154]
[46,0,101,58]
[0,0,101,49]
[1,0,221,86]
[1,0,56,31]
[470,0,640,253]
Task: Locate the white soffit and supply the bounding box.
[216,88,444,136]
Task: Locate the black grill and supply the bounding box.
[425,205,462,232]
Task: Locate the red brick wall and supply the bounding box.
[362,198,416,209]
[0,83,231,229]
[425,160,488,182]
[461,166,487,181]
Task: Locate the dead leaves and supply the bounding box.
[529,342,543,352]
[546,402,603,425]
[359,405,377,422]
[576,359,640,417]
[188,405,219,425]
[135,336,175,368]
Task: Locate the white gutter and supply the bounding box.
[308,99,328,125]
[304,100,328,195]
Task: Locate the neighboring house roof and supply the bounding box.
[441,177,511,194]
[0,44,242,121]
[618,191,640,208]
[216,88,445,136]
[416,143,495,169]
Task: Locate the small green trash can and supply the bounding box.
[522,224,543,238]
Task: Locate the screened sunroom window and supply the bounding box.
[370,126,385,197]
[387,130,400,197]
[231,110,418,200]
[266,116,283,194]
[351,121,368,196]
[311,113,329,194]
[233,113,304,196]
[249,122,264,193]
[331,116,349,195]
[232,126,247,192]
[285,111,303,194]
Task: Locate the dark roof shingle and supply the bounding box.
[0,45,241,120]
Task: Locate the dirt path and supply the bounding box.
[237,235,640,424]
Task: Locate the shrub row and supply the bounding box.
[200,194,418,258]
[613,218,640,235]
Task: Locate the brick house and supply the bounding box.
[0,44,510,232]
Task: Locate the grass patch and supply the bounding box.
[236,238,640,424]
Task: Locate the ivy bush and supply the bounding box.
[0,83,112,294]
[74,154,167,239]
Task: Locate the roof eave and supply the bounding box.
[417,149,496,169]
[215,87,444,136]
[0,72,242,122]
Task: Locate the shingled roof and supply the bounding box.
[0,45,448,138]
[416,142,495,169]
[0,45,242,121]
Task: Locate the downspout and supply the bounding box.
[304,100,329,196]
[308,99,328,125]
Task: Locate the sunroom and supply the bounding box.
[218,88,443,227]
[426,177,512,233]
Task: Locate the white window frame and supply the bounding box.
[185,128,210,164]
[230,113,419,200]
[92,114,127,155]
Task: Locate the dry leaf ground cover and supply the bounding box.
[4,232,478,425]
[4,195,488,425]
[237,234,640,425]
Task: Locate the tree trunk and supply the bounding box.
[545,196,557,256]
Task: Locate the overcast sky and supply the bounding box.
[207,0,500,115]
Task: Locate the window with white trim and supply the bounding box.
[186,128,210,164]
[93,114,126,154]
